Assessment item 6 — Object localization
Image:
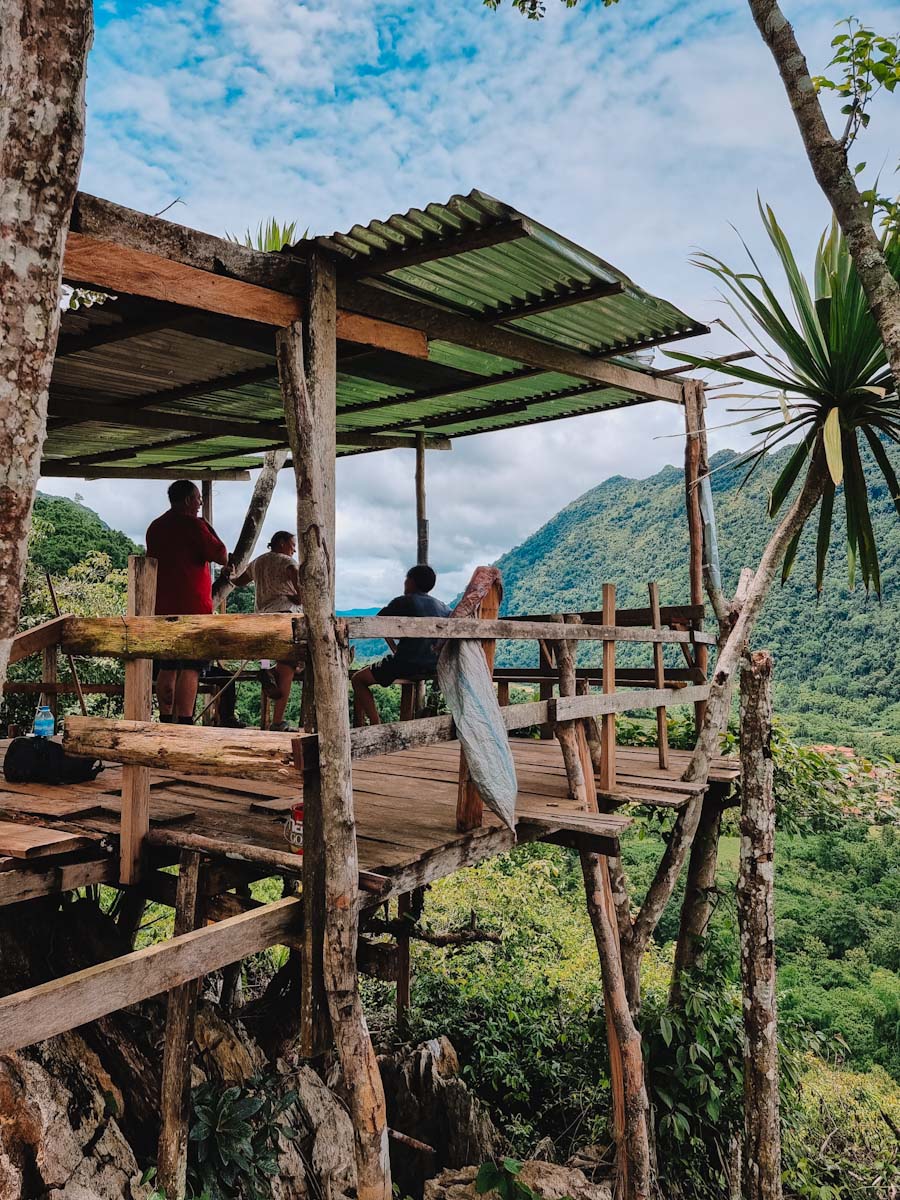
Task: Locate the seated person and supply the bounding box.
[351,564,450,726]
[227,531,303,732]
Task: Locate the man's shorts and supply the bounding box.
[369,655,434,687]
[155,659,210,673]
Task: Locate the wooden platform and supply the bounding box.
[0,738,738,908]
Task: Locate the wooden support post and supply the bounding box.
[295,739,331,1057]
[415,431,428,565]
[120,555,157,884]
[201,478,213,524]
[157,850,205,1200]
[600,583,617,793]
[648,582,669,770]
[41,642,58,723]
[278,246,390,1200]
[396,891,412,1026]
[538,639,554,740]
[683,381,709,735]
[399,683,415,723]
[738,651,782,1200]
[455,574,502,833]
[497,679,510,707]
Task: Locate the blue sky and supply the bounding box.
[42,0,898,607]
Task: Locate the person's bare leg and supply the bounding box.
[174,669,200,721]
[351,668,381,726]
[156,669,176,718]
[272,661,295,726]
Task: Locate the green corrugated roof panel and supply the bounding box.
[315,189,705,357]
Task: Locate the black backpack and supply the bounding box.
[3,737,103,786]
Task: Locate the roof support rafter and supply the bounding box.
[484,280,624,324]
[50,400,285,440]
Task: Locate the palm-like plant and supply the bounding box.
[226,218,307,252]
[673,203,900,595]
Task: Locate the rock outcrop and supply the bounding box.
[425,1162,613,1200]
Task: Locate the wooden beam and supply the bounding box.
[51,399,286,440]
[9,615,67,665]
[338,218,528,278]
[71,193,307,294]
[0,855,116,908]
[57,613,717,658]
[339,281,685,403]
[63,233,427,356]
[0,896,302,1053]
[42,465,252,481]
[336,432,451,452]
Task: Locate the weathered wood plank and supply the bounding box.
[0,896,302,1053]
[0,855,116,907]
[9,616,68,665]
[0,820,93,859]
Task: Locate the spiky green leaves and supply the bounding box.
[669,207,899,595]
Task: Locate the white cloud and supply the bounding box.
[48,0,898,608]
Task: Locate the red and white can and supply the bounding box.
[284,800,304,855]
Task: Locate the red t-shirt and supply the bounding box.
[145,510,228,616]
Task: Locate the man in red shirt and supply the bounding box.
[145,480,228,723]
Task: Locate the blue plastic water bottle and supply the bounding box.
[33,705,55,738]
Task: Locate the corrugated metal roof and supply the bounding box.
[43,189,706,478]
[315,190,704,357]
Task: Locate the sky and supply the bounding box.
[40,0,898,608]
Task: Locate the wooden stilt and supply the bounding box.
[497,680,510,707]
[648,582,669,770]
[157,850,205,1200]
[538,640,554,739]
[120,555,157,884]
[683,381,709,735]
[600,583,617,793]
[41,642,58,724]
[396,891,412,1025]
[295,739,331,1057]
[415,431,428,565]
[278,247,390,1200]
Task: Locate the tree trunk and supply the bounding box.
[738,650,782,1200]
[277,257,390,1200]
[747,0,900,392]
[212,449,288,606]
[669,789,723,1007]
[581,851,653,1200]
[0,0,93,693]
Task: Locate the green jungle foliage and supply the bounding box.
[492,440,900,755]
[30,492,140,575]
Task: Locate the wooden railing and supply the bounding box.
[13,591,711,878]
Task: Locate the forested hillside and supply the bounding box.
[495,442,900,753]
[31,493,140,574]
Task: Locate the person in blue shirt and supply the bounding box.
[351,564,450,726]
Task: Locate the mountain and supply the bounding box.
[494,442,900,754]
